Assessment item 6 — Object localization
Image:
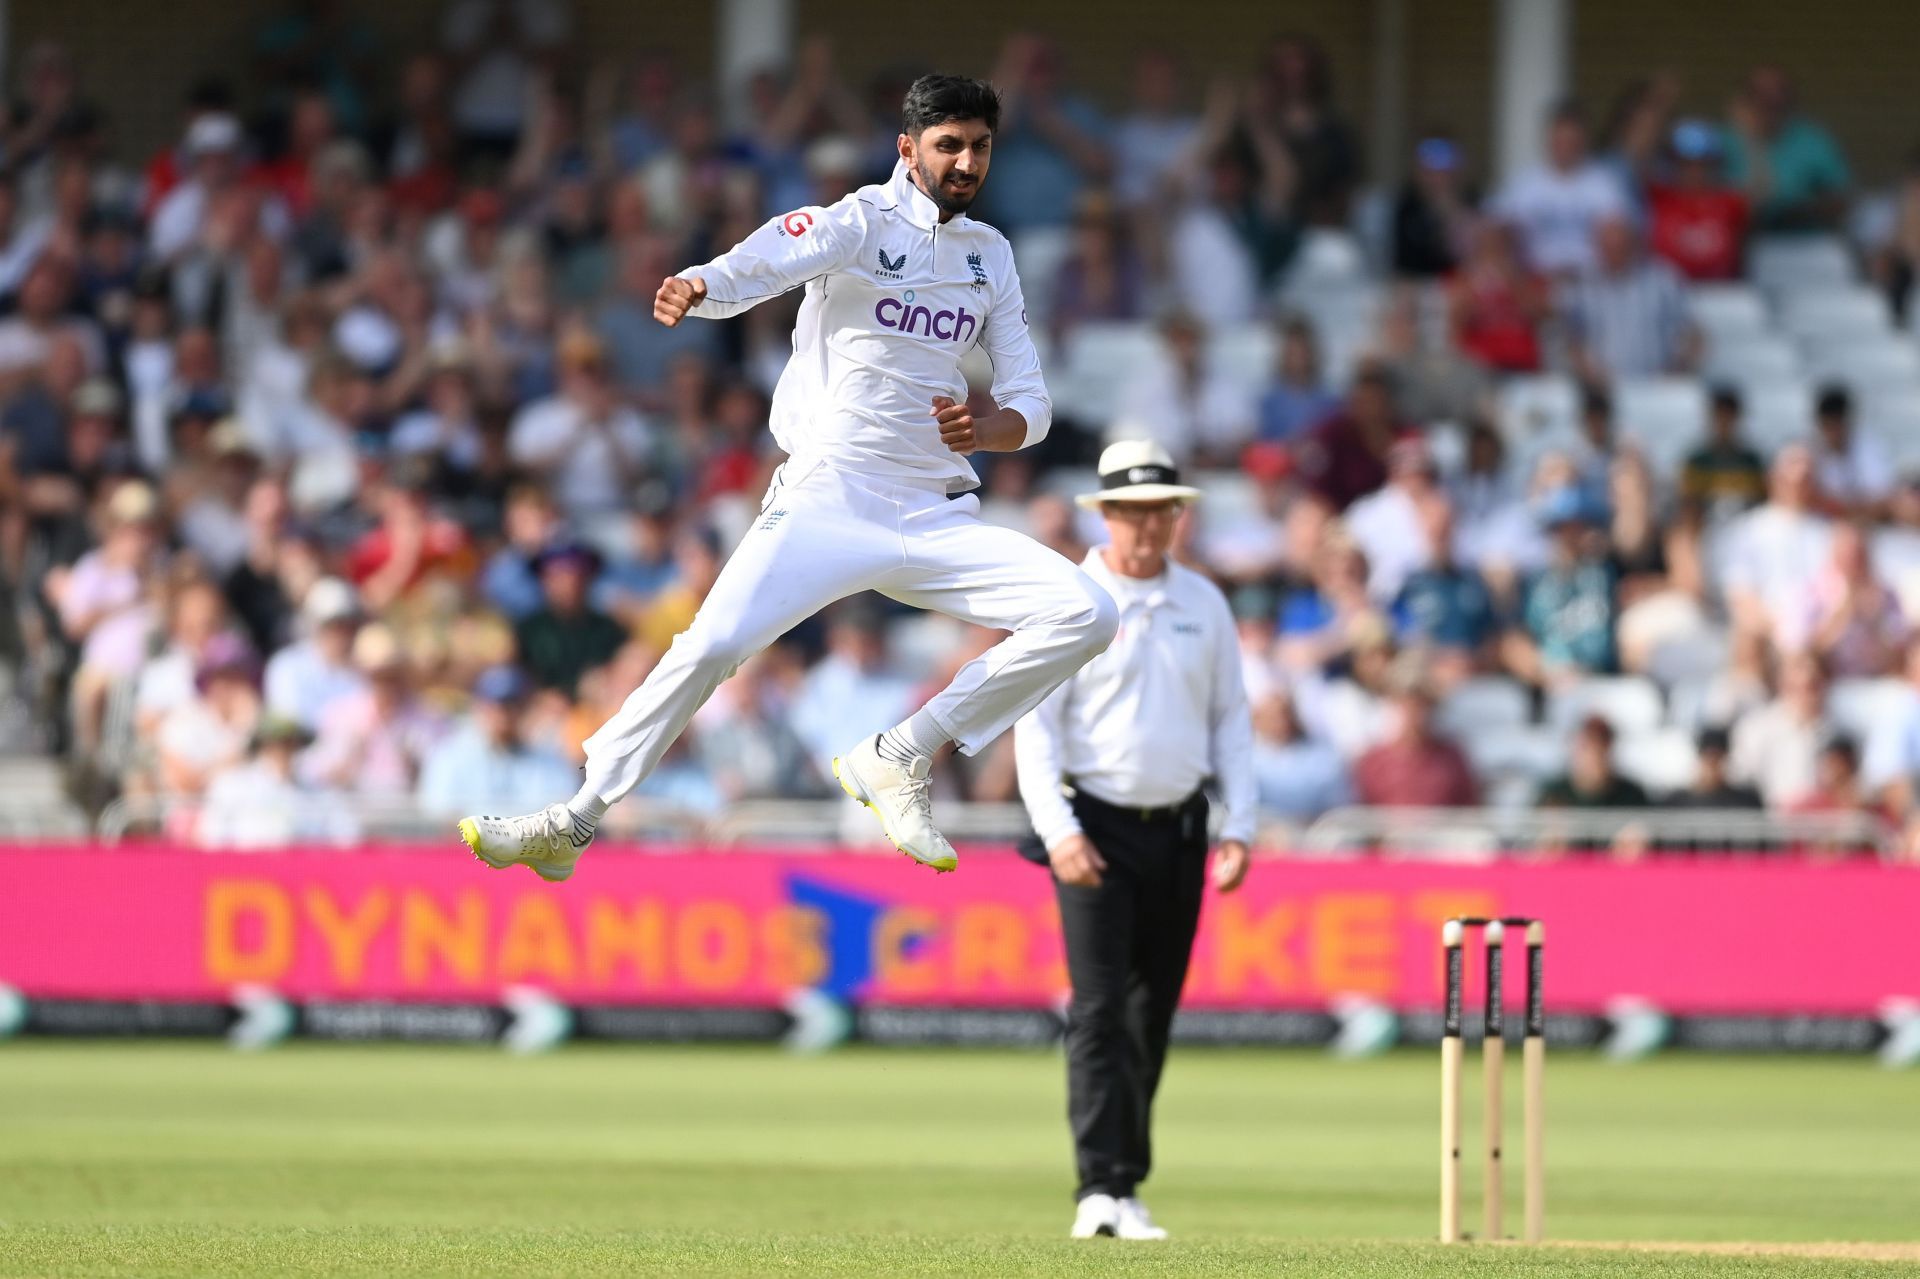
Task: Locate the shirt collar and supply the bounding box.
[1082,547,1173,610]
[889,160,953,231]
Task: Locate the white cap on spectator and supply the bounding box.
[301,577,362,630]
[106,480,159,525]
[184,113,242,157]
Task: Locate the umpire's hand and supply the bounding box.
[1048,833,1106,887]
[1211,839,1250,893]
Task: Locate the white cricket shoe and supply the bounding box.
[458,804,586,883]
[1070,1193,1120,1238]
[1116,1196,1169,1241]
[831,736,958,872]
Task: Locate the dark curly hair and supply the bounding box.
[901,74,1001,137]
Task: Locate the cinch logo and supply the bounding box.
[874,291,978,343]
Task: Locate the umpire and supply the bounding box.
[1014,440,1254,1241]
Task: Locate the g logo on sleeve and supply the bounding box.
[781,211,816,237]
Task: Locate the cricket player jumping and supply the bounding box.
[460,74,1118,881]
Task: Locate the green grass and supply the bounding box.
[0,1043,1916,1276]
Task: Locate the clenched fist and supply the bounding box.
[933,396,976,455]
[654,275,708,327]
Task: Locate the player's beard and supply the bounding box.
[909,156,980,216]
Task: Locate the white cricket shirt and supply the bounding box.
[1014,549,1256,849]
[682,162,1049,493]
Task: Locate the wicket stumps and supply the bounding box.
[1440,916,1544,1244]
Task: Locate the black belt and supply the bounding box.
[1067,781,1206,824]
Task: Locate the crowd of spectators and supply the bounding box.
[0,11,1916,856]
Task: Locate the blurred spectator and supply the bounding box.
[1680,386,1767,524]
[633,524,721,652]
[1809,386,1892,520]
[1722,445,1832,645]
[1701,626,1773,731]
[1368,288,1491,427]
[132,573,246,741]
[0,171,51,305]
[593,490,680,627]
[1351,667,1478,807]
[482,484,563,620]
[1490,99,1629,275]
[1250,687,1351,823]
[417,663,578,816]
[1648,119,1750,281]
[1048,194,1146,345]
[1449,221,1549,374]
[514,543,624,695]
[1538,715,1650,807]
[344,470,474,612]
[200,714,359,848]
[1450,420,1541,581]
[1346,437,1441,602]
[0,257,104,378]
[508,329,658,521]
[1392,133,1476,278]
[1256,316,1338,443]
[1864,640,1920,823]
[1564,216,1697,382]
[1112,50,1200,207]
[1800,522,1906,677]
[1596,72,1682,196]
[1857,144,1920,321]
[1293,365,1408,511]
[1729,650,1834,808]
[1724,65,1849,232]
[262,575,365,731]
[223,480,306,652]
[1393,494,1498,683]
[154,632,261,796]
[696,650,828,801]
[1253,34,1358,226]
[1785,735,1871,823]
[1505,487,1619,686]
[303,622,449,796]
[1168,78,1299,324]
[1229,583,1281,703]
[1276,527,1384,677]
[147,113,250,264]
[46,480,164,753]
[441,0,571,159]
[1108,309,1254,466]
[390,343,486,481]
[1664,727,1762,809]
[979,33,1110,233]
[789,604,918,764]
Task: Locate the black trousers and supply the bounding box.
[1054,787,1208,1200]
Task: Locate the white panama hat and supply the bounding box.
[1074,439,1205,510]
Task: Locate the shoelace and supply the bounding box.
[898,770,934,819]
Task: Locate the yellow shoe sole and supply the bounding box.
[457,817,577,883]
[832,756,957,873]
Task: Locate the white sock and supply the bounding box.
[875,708,951,766]
[565,786,608,848]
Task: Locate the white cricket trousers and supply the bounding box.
[580,459,1119,805]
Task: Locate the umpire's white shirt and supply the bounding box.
[684,161,1048,494]
[1015,550,1256,849]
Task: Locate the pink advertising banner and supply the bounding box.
[1,847,1916,1014]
